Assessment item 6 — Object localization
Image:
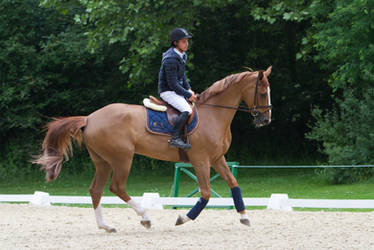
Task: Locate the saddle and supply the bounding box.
[143,96,199,163]
[145,96,196,125]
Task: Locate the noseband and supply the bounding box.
[198,74,272,117]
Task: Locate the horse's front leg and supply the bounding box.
[175,163,211,226]
[212,156,250,226]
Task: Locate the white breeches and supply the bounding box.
[160,91,192,114]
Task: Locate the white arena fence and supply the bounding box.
[1,192,374,211]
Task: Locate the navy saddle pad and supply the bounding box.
[145,108,198,136]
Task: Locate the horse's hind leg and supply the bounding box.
[109,155,151,229]
[87,148,115,232]
[212,156,250,226]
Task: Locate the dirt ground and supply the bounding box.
[0,204,373,250]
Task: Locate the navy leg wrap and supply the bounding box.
[231,186,245,212]
[186,197,209,220]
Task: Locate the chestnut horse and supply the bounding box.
[34,66,272,232]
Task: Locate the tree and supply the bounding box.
[306,89,374,183]
[225,0,374,182]
[0,0,131,179]
[306,0,374,183]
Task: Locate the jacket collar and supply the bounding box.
[173,48,186,60]
[162,47,186,64]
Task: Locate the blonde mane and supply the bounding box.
[197,71,255,103]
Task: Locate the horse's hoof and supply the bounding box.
[240,218,250,227]
[141,220,151,229]
[175,215,185,226]
[107,228,117,233]
[100,226,117,233]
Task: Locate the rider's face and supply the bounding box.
[175,38,189,52]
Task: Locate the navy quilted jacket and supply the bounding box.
[158,47,192,99]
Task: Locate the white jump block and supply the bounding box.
[141,193,163,210]
[29,191,51,206]
[267,193,293,211]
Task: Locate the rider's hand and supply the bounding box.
[188,89,195,95]
[188,94,198,103]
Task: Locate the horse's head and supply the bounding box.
[242,66,272,128]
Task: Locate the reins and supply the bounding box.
[199,103,272,114]
[197,74,272,116]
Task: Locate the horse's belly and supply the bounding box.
[134,134,181,162]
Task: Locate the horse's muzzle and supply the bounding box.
[253,113,271,128]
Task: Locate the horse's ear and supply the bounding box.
[265,66,272,77]
[258,71,264,80]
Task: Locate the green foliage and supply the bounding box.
[312,0,374,91]
[304,0,374,183]
[40,0,203,86]
[0,0,132,178]
[0,1,75,134]
[248,0,374,90]
[250,0,323,24]
[0,0,133,134]
[0,135,40,181]
[236,0,374,183]
[306,89,374,183]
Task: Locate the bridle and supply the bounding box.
[198,74,272,117]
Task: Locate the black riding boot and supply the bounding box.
[169,111,192,150]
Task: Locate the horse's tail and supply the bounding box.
[33,116,87,182]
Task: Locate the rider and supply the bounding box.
[158,27,198,150]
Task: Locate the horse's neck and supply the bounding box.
[198,83,243,130]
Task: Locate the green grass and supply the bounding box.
[1,168,373,200]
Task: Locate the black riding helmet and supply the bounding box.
[170,28,192,46]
